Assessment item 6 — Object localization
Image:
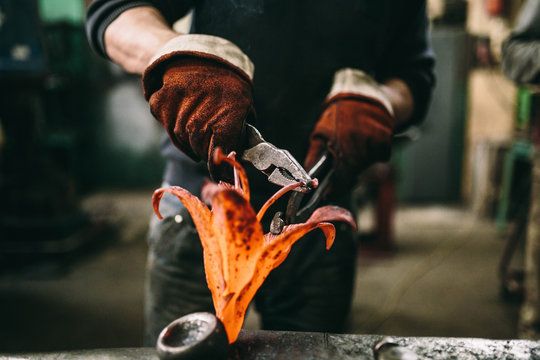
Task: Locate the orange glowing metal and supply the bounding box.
[152,148,356,343]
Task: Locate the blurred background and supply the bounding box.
[0,0,537,353]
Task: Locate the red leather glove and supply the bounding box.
[305,69,395,185]
[142,35,255,178]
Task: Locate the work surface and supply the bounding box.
[3,330,540,360]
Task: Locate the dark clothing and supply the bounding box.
[86,0,435,343]
[501,0,540,85]
[86,0,435,197]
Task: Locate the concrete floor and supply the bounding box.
[0,190,522,353]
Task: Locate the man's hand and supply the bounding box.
[304,68,412,189]
[304,93,394,180]
[142,35,255,179]
[144,53,254,165]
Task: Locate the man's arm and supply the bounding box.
[380,78,414,128]
[85,0,195,71]
[375,0,436,131]
[104,6,179,74]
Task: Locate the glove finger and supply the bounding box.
[207,134,235,183]
[304,136,329,171]
[347,125,392,171]
[206,108,251,182]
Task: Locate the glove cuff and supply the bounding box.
[328,68,394,117]
[149,34,254,80]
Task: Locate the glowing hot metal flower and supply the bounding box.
[152,149,356,343]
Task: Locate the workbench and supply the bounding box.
[3,330,540,360]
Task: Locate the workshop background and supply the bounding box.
[0,0,536,353]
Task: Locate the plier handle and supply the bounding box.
[285,151,333,224]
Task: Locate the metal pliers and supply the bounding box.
[241,124,313,192]
[241,124,334,234]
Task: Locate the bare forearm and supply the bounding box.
[380,78,414,129]
[104,6,179,74]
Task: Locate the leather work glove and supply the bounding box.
[305,68,395,189]
[142,35,255,180]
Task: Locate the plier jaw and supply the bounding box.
[241,124,313,192]
[240,124,334,235]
